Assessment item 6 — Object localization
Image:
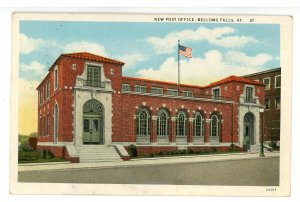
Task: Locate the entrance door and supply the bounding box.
[83,117,103,144]
[243,113,255,149]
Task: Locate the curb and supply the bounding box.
[18,152,280,172]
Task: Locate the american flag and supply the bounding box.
[179,45,192,58]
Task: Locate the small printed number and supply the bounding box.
[266,188,276,191]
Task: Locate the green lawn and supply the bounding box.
[18,157,66,164]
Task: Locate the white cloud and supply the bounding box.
[20,61,47,78]
[225,51,274,67]
[136,50,273,86]
[147,26,257,54]
[18,78,39,102]
[19,33,44,54]
[63,41,107,56]
[117,54,148,68]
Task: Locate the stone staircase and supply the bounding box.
[76,145,122,163]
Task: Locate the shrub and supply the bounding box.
[187,149,194,154]
[42,150,54,159]
[18,151,41,161]
[210,147,217,152]
[269,141,279,151]
[228,143,237,152]
[19,142,33,152]
[127,144,137,157]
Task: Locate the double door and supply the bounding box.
[83,116,103,144]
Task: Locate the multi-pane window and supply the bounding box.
[39,90,42,105]
[137,108,150,136]
[263,78,270,90]
[43,86,46,101]
[177,111,186,136]
[275,75,281,88]
[134,85,147,93]
[47,115,50,136]
[167,88,178,96]
[54,104,59,144]
[46,81,50,99]
[212,88,220,100]
[194,112,204,137]
[86,65,102,87]
[183,91,193,97]
[54,68,58,90]
[39,118,42,136]
[157,109,168,136]
[275,97,281,109]
[245,87,254,102]
[265,99,270,109]
[44,116,47,136]
[151,87,163,94]
[210,115,220,137]
[122,84,131,91]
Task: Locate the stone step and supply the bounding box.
[75,145,122,163]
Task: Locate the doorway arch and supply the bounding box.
[243,112,255,149]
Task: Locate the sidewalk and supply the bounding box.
[18,151,279,172]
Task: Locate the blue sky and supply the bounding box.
[19,21,280,85]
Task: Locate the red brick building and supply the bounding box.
[242,68,281,142]
[36,52,265,162]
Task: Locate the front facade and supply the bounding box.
[36,52,265,161]
[242,68,281,142]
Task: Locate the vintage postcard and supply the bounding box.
[10,13,292,196]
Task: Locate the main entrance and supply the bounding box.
[243,112,255,149]
[82,99,104,144]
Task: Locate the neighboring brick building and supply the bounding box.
[242,68,281,142]
[36,52,265,162]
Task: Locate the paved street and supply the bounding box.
[19,156,279,186]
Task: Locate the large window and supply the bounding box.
[137,108,150,136]
[134,85,147,93]
[86,65,103,87]
[167,88,178,96]
[275,97,281,109]
[275,75,281,88]
[210,114,220,137]
[194,112,204,137]
[176,111,187,136]
[54,68,58,90]
[183,91,193,97]
[212,88,220,100]
[245,86,254,102]
[157,109,169,136]
[53,104,59,144]
[39,90,42,105]
[263,77,270,90]
[122,83,131,91]
[265,98,270,109]
[151,87,163,95]
[46,81,50,99]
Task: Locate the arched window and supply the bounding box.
[194,112,204,137]
[210,114,220,137]
[177,111,187,136]
[83,99,103,114]
[157,109,169,136]
[137,108,150,136]
[53,104,59,143]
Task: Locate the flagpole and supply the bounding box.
[178,40,180,95]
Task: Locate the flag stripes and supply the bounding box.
[179,45,192,58]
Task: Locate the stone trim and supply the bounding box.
[121,91,234,104]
